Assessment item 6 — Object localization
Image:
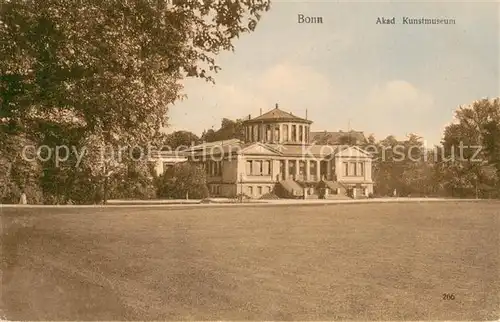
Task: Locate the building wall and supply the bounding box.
[334,156,373,195]
[241,184,274,198]
[183,147,374,199]
[237,155,277,183]
[208,183,238,197]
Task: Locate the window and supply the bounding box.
[291,125,296,141]
[343,162,349,176]
[251,160,261,175]
[257,186,262,195]
[265,186,271,194]
[248,186,253,196]
[266,125,272,142]
[305,126,309,143]
[289,160,296,176]
[210,161,221,176]
[257,125,261,141]
[274,126,280,142]
[253,125,258,141]
[299,125,303,142]
[246,160,252,175]
[349,162,356,176]
[283,124,289,141]
[358,162,364,176]
[310,160,317,176]
[263,160,271,175]
[298,160,305,175]
[247,160,270,176]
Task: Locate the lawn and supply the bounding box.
[1,201,499,320]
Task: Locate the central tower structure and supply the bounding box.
[242,104,312,145]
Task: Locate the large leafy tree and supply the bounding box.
[156,163,208,199]
[1,0,270,140]
[438,98,500,198]
[0,0,270,203]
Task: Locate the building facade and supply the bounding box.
[179,105,374,199]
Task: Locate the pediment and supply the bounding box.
[240,143,281,156]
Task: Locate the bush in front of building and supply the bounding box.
[156,163,209,199]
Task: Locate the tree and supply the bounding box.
[201,118,245,142]
[0,0,269,203]
[0,132,43,204]
[368,134,429,196]
[1,0,271,141]
[109,160,157,200]
[484,120,500,174]
[156,163,209,199]
[162,131,200,150]
[438,98,500,198]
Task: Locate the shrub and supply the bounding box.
[156,163,209,199]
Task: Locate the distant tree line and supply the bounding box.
[366,98,500,198]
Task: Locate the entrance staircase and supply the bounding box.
[277,179,304,198]
[277,179,353,200]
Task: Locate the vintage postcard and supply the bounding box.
[1,0,499,320]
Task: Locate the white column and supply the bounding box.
[316,160,320,181]
[284,159,289,179]
[302,126,305,144]
[288,123,292,142]
[294,160,299,179]
[306,159,310,181]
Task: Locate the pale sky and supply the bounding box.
[168,0,500,146]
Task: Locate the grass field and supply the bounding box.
[1,201,499,320]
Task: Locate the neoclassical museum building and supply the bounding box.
[160,105,374,199]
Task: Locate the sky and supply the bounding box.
[167,0,500,146]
